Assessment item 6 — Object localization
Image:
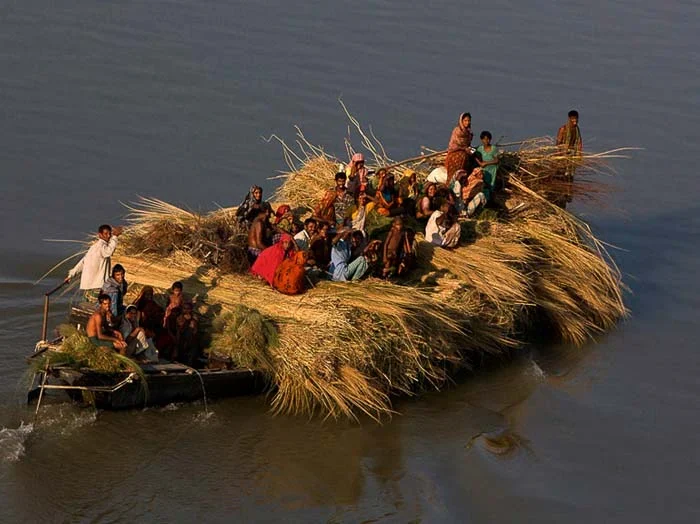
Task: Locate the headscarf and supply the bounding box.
[236,185,263,220]
[346,153,369,195]
[250,234,294,286]
[448,112,473,152]
[274,204,291,225]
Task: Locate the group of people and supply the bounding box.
[239,111,516,290]
[66,225,200,364]
[65,110,582,356]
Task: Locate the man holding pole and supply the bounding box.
[65,224,122,299]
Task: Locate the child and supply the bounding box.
[163,281,184,329]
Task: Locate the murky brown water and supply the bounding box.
[2,1,700,522]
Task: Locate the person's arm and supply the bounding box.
[95,314,125,348]
[66,255,85,282]
[556,125,566,146]
[99,228,121,258]
[331,228,351,246]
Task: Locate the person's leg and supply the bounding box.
[467,192,486,217]
[442,223,462,248]
[346,256,369,280]
[88,336,114,348]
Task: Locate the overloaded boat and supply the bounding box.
[27,125,630,421]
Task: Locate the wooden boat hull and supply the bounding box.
[29,364,267,410]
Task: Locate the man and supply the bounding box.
[247,208,271,265]
[119,305,158,361]
[86,294,127,352]
[100,264,127,317]
[556,110,583,178]
[329,228,380,281]
[314,172,354,227]
[294,217,317,251]
[556,110,583,154]
[66,224,122,298]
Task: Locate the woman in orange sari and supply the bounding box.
[445,112,473,185]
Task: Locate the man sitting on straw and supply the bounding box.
[425,202,461,248]
[87,294,127,353]
[329,228,380,281]
[294,217,317,251]
[65,224,122,300]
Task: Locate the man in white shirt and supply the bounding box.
[65,224,122,296]
[294,218,317,251]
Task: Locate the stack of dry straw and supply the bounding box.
[111,128,628,421]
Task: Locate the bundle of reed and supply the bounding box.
[120,197,249,273]
[31,325,146,377]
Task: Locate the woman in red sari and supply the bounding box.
[250,234,295,286]
[445,112,473,185]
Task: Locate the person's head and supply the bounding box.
[171,281,183,296]
[460,112,472,129]
[351,152,365,168]
[440,201,451,213]
[335,171,347,189]
[97,293,112,312]
[111,264,125,282]
[251,186,263,201]
[125,304,138,321]
[385,172,395,188]
[141,286,154,300]
[357,191,369,206]
[391,217,404,230]
[280,234,293,251]
[350,230,364,248]
[568,110,579,126]
[182,302,194,315]
[98,224,112,242]
[480,131,492,145]
[318,222,330,238]
[426,183,437,198]
[405,169,417,184]
[304,217,317,235]
[274,204,292,224]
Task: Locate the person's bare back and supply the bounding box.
[248,213,268,251]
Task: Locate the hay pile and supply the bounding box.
[105,126,629,421]
[32,325,145,375]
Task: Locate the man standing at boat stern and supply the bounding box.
[65,224,122,299]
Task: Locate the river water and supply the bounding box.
[1,0,699,522]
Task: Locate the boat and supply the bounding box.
[27,294,268,411]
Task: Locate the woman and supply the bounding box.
[236,185,273,226]
[445,112,474,185]
[475,131,500,201]
[456,168,486,218]
[251,234,295,286]
[425,202,461,249]
[349,191,375,233]
[273,250,308,295]
[415,182,437,220]
[345,152,370,196]
[397,170,419,217]
[375,169,401,216]
[271,204,294,244]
